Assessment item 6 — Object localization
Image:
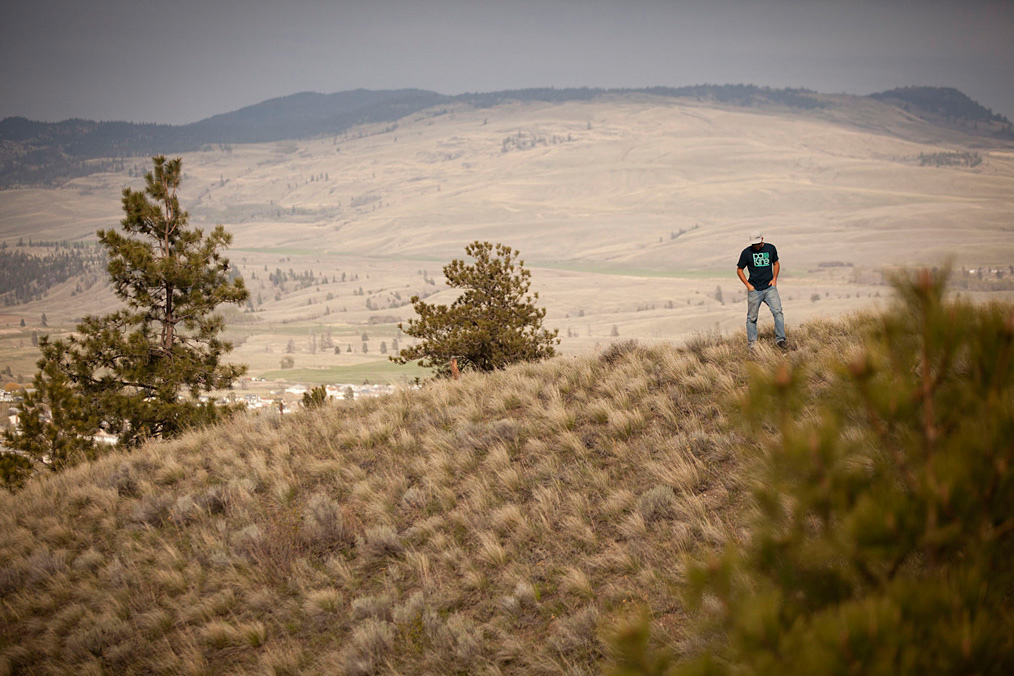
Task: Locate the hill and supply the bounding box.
[2,86,1014,386]
[2,85,1009,187]
[0,89,445,187]
[870,86,1013,138]
[0,316,862,674]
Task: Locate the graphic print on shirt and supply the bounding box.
[752,251,771,267]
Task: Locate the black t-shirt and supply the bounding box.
[737,243,779,290]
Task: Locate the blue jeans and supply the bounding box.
[746,286,785,346]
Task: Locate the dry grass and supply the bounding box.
[0,317,864,674]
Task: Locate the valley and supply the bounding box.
[2,93,1013,388]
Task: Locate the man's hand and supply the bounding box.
[770,280,777,287]
[746,284,755,291]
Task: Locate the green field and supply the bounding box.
[529,259,727,278]
[261,358,431,384]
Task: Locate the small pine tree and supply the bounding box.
[301,385,328,409]
[3,339,101,489]
[392,241,559,376]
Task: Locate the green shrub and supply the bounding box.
[301,385,328,409]
[392,241,559,376]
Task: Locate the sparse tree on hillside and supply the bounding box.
[301,385,328,409]
[392,241,559,376]
[4,156,248,474]
[1,340,101,489]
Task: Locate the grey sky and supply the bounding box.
[2,0,1012,124]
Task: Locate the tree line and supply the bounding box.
[0,248,103,305]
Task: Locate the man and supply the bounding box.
[737,231,787,349]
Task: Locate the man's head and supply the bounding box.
[749,231,764,250]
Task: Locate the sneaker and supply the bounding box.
[776,339,788,350]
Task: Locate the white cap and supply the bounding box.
[749,231,763,244]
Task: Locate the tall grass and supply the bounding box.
[0,319,862,674]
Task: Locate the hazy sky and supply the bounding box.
[2,0,1012,124]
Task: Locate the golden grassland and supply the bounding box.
[0,316,864,675]
[2,94,1013,383]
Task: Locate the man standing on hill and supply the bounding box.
[737,231,787,350]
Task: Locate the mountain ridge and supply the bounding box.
[2,85,1011,187]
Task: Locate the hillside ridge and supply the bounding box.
[0,317,860,674]
[2,84,1009,187]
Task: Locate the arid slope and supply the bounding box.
[0,316,864,675]
[2,94,1012,383]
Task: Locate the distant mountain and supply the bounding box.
[0,89,449,187]
[183,89,447,145]
[1,85,1008,187]
[870,86,1012,135]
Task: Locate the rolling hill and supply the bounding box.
[2,85,1011,188]
[0,316,855,674]
[1,86,1013,386]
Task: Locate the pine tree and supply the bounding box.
[3,339,101,488]
[301,385,328,409]
[5,156,248,468]
[392,241,559,376]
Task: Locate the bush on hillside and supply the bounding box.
[301,385,328,409]
[611,269,1014,675]
[392,241,559,376]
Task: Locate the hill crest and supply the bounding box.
[1,320,861,673]
[2,84,1010,187]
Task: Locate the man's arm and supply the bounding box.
[771,260,779,287]
[737,267,754,291]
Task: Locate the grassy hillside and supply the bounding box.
[2,85,1007,188]
[0,317,861,675]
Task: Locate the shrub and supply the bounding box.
[392,241,559,376]
[301,385,328,409]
